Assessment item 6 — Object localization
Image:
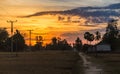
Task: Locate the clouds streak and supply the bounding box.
[0,0,120,16]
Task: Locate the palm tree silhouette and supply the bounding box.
[88,33,94,45]
[95,31,101,43]
[84,32,90,44]
[84,32,94,45]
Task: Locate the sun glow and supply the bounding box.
[0,14,107,45]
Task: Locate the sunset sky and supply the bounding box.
[0,0,120,45]
[0,0,120,16]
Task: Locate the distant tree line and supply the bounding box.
[102,19,120,51]
[45,37,72,50]
[0,28,83,52]
[0,19,119,52]
[82,19,120,52]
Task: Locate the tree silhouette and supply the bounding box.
[103,19,119,43]
[84,32,90,44]
[52,37,57,45]
[95,31,101,43]
[102,19,120,51]
[94,31,101,56]
[36,36,43,45]
[84,32,94,45]
[0,28,9,51]
[88,33,94,44]
[45,37,58,50]
[106,19,118,31]
[33,36,44,51]
[74,37,82,51]
[106,19,119,38]
[0,28,9,44]
[45,37,72,50]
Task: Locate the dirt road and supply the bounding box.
[79,53,103,74]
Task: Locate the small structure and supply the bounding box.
[87,43,111,52]
[96,44,111,52]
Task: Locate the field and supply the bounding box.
[0,50,82,74]
[88,53,120,74]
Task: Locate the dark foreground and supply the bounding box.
[87,53,120,74]
[0,50,82,74]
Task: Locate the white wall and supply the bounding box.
[97,44,111,51]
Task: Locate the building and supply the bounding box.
[87,43,111,52]
[96,44,111,52]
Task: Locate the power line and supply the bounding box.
[7,20,17,52]
[27,30,33,50]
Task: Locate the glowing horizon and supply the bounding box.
[0,14,107,45]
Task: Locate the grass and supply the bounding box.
[0,50,82,74]
[88,53,120,74]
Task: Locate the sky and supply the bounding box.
[0,0,120,16]
[0,0,120,45]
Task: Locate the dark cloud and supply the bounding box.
[79,25,99,27]
[45,0,120,7]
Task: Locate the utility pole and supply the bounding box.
[27,30,33,50]
[7,20,17,52]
